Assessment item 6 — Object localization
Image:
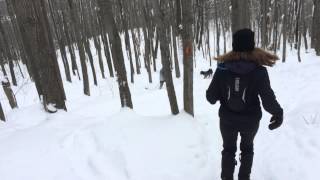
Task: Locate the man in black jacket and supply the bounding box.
[206,29,283,180]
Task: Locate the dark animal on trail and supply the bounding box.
[200,68,213,78]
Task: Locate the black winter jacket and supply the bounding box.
[206,60,283,129]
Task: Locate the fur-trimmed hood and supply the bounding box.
[214,48,279,67]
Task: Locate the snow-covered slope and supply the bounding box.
[0,49,319,180]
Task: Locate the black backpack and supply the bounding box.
[224,74,252,112]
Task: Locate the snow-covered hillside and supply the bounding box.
[0,48,319,180]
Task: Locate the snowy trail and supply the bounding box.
[0,50,319,180]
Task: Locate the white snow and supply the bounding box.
[46,103,57,113]
[0,44,320,180]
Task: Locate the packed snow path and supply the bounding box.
[0,51,319,180]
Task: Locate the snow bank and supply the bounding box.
[0,109,210,180]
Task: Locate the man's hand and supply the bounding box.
[269,115,283,130]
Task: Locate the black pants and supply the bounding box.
[220,122,259,180]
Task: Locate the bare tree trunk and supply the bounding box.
[93,36,105,79]
[152,30,160,63]
[172,26,180,78]
[152,29,159,72]
[206,21,212,65]
[272,0,280,53]
[101,33,115,77]
[297,0,303,62]
[214,0,220,56]
[95,0,113,78]
[48,0,72,83]
[97,0,133,108]
[67,0,90,95]
[12,0,67,111]
[261,0,269,48]
[84,39,98,86]
[0,102,5,121]
[132,29,141,74]
[125,29,135,83]
[16,60,25,79]
[0,21,17,86]
[61,9,80,79]
[295,0,302,50]
[221,19,227,54]
[2,78,18,109]
[282,0,288,62]
[0,62,7,76]
[8,60,17,86]
[313,0,320,55]
[176,0,182,32]
[156,0,179,115]
[302,22,308,51]
[231,0,251,33]
[182,0,193,116]
[143,27,153,83]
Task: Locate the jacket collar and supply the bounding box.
[214,48,279,67]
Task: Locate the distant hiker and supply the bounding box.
[206,28,283,180]
[159,68,165,89]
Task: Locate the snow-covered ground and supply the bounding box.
[0,45,319,180]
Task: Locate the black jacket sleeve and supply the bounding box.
[258,67,283,116]
[206,69,221,105]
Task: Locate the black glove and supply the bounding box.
[269,115,283,130]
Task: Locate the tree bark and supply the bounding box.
[97,0,133,108]
[0,102,5,121]
[84,39,98,86]
[0,21,17,86]
[313,0,320,55]
[2,78,18,109]
[231,0,251,33]
[61,9,80,79]
[132,29,141,75]
[8,60,17,86]
[172,26,180,78]
[282,0,288,62]
[67,0,90,95]
[182,0,194,116]
[260,0,269,48]
[101,33,115,77]
[156,0,179,115]
[142,7,153,83]
[93,36,105,79]
[48,0,72,82]
[11,0,67,111]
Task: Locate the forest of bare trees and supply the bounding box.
[0,0,319,120]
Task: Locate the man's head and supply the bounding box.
[232,28,255,52]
